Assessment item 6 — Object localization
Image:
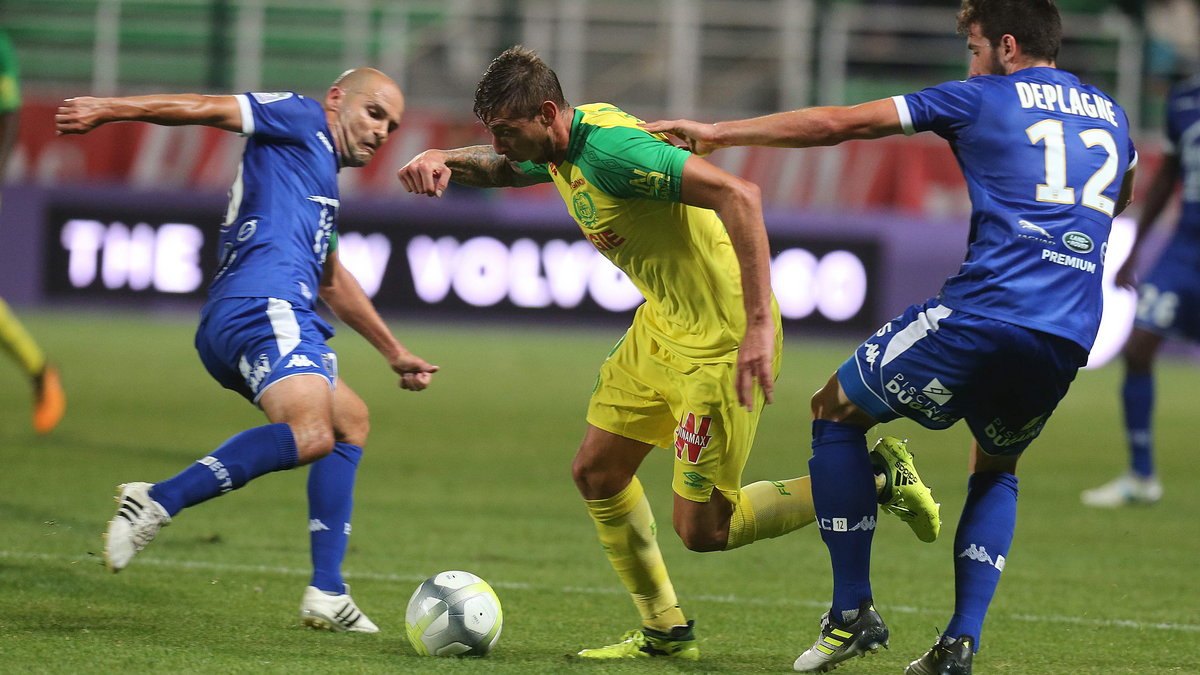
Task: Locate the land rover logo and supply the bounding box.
[1062,231,1094,254]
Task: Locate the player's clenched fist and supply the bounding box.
[398,149,452,197]
[55,96,108,135]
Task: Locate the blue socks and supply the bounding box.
[307,442,363,593]
[1121,372,1155,478]
[150,423,299,516]
[809,419,877,620]
[945,471,1018,651]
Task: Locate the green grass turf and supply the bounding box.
[1,309,1197,673]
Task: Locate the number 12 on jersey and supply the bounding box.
[1026,119,1119,216]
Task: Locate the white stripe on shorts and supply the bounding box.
[265,297,300,358]
[881,304,953,368]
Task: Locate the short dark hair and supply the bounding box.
[957,0,1062,62]
[473,45,567,124]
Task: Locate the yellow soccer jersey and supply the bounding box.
[520,103,776,360]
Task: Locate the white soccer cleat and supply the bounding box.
[1080,473,1163,508]
[301,584,380,633]
[104,482,171,573]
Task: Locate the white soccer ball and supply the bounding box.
[405,570,503,657]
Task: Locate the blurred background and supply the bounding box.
[2,0,1198,363]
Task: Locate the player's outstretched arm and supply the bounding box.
[642,98,903,154]
[397,146,547,196]
[678,155,775,411]
[55,94,243,135]
[319,248,438,391]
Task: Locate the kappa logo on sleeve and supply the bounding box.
[252,92,295,104]
[674,412,713,463]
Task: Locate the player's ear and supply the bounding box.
[539,100,558,126]
[326,86,345,112]
[999,34,1019,63]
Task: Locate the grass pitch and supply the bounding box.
[0,310,1196,673]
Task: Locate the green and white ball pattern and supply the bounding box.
[405,571,503,657]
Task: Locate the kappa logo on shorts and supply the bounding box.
[674,412,713,464]
[285,354,318,369]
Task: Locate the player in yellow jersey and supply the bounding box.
[398,46,937,660]
[0,30,65,434]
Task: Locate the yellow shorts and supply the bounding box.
[586,319,782,503]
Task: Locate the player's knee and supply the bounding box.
[292,424,336,464]
[336,413,370,448]
[1122,345,1154,373]
[674,522,726,552]
[810,380,843,420]
[570,457,625,500]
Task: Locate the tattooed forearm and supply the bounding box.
[443,145,542,188]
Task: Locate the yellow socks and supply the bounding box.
[585,477,686,631]
[725,477,816,550]
[0,298,46,379]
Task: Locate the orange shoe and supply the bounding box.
[32,364,65,434]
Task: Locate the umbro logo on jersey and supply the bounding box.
[286,354,318,369]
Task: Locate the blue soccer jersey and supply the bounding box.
[1164,75,1200,233]
[1133,76,1200,341]
[208,92,340,309]
[894,67,1137,350]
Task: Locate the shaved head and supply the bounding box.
[333,67,401,99]
[325,67,405,167]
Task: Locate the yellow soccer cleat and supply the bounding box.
[871,437,940,543]
[575,620,699,660]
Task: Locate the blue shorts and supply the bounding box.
[195,297,338,404]
[1134,248,1200,342]
[837,300,1087,456]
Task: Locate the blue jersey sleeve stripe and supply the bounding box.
[891,95,915,136]
[235,94,255,136]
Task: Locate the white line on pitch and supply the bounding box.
[5,549,1198,634]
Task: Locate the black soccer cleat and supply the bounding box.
[905,634,974,675]
[793,598,889,672]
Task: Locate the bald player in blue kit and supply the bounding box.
[56,68,438,632]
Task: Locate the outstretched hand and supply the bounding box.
[390,350,440,391]
[55,97,107,135]
[397,150,452,197]
[640,119,722,156]
[736,323,776,411]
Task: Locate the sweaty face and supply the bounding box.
[966,25,1004,77]
[334,83,403,168]
[485,113,552,164]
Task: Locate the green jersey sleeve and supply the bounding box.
[0,32,21,113]
[515,160,554,183]
[577,126,689,202]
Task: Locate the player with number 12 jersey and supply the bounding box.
[896,66,1136,352]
